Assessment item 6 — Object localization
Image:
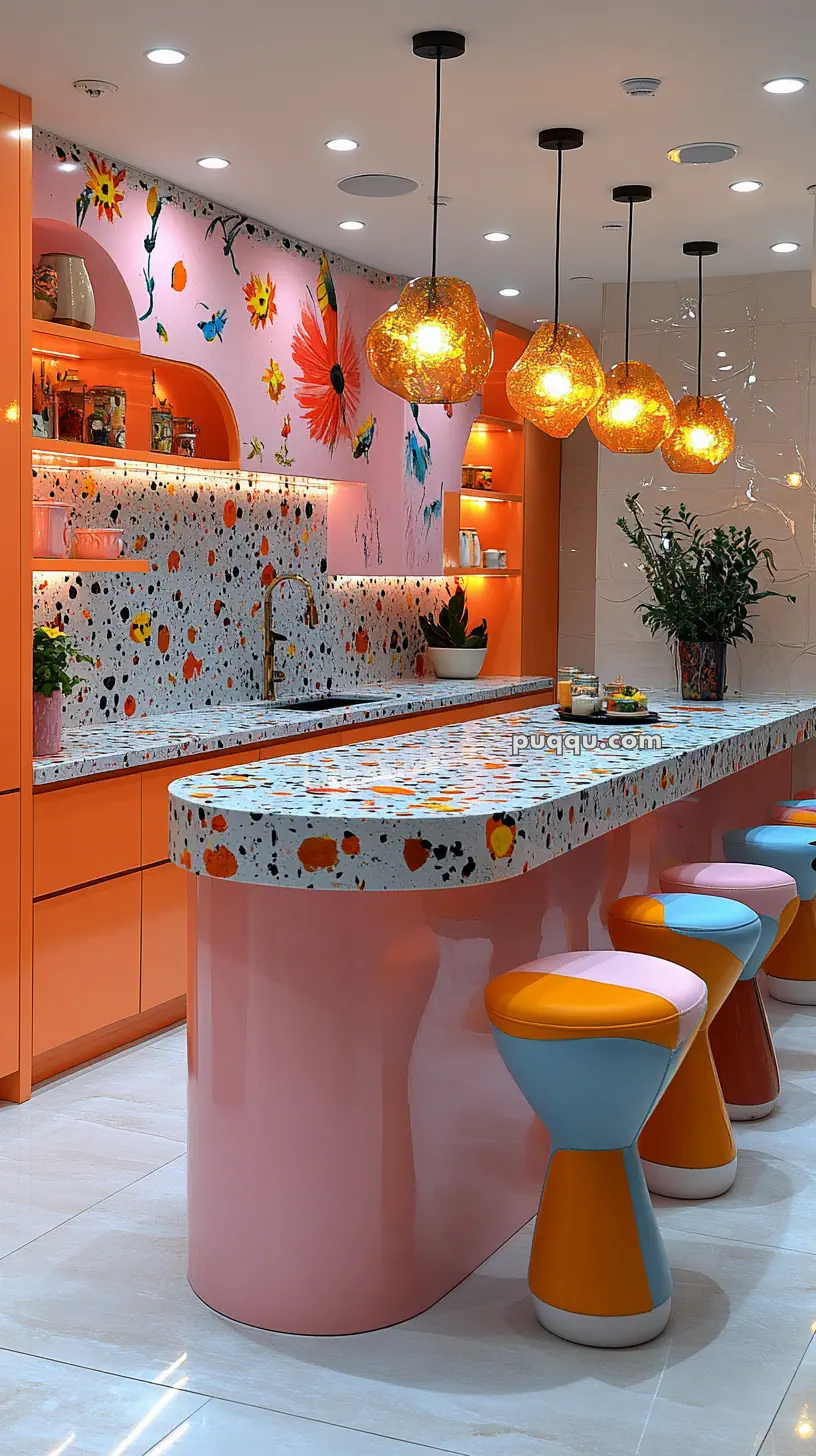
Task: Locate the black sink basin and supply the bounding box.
[268,696,385,712]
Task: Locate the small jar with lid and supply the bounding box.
[557,666,578,710]
[55,369,86,443]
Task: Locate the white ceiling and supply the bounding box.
[3,0,816,341]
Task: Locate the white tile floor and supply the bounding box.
[2,998,816,1454]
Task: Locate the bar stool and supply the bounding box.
[772,798,816,826]
[724,826,816,1004]
[485,949,707,1347]
[659,863,798,1120]
[607,893,761,1199]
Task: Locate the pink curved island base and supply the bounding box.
[175,696,811,1334]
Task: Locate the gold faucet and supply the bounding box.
[263,572,320,700]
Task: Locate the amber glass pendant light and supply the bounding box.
[589,186,676,452]
[661,241,735,473]
[506,128,604,437]
[365,31,492,405]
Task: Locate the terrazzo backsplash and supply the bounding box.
[32,462,448,730]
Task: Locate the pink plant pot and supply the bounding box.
[33,691,63,758]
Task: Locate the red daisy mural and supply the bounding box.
[291,253,360,454]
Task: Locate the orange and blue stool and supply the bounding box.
[724,825,816,1004]
[485,949,707,1347]
[608,893,761,1199]
[659,863,798,1120]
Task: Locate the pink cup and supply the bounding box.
[33,501,71,558]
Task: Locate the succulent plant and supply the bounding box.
[419,585,488,650]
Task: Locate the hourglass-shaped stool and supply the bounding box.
[724,826,816,1004]
[608,894,761,1199]
[485,949,707,1347]
[659,863,798,1120]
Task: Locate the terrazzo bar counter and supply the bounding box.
[33,675,551,785]
[171,694,815,1336]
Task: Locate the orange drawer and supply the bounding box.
[258,730,342,759]
[33,873,141,1055]
[141,861,188,1011]
[34,775,142,898]
[141,748,259,865]
[0,792,21,1079]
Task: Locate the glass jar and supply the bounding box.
[172,417,198,458]
[85,385,126,449]
[151,405,174,454]
[557,665,577,709]
[55,369,86,443]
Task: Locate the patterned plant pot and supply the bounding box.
[33,690,63,757]
[678,641,727,701]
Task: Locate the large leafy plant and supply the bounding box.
[419,585,488,650]
[33,626,94,697]
[617,494,795,645]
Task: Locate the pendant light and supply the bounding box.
[588,186,676,452]
[365,31,492,406]
[506,129,604,438]
[661,242,735,473]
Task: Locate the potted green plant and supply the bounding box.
[33,625,93,757]
[419,584,488,679]
[617,494,795,700]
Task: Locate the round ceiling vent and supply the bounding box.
[73,78,118,98]
[621,77,662,98]
[667,141,740,165]
[338,174,419,198]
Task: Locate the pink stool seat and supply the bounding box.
[660,861,798,924]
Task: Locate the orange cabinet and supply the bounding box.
[141,861,188,1010]
[34,775,142,898]
[0,792,21,1079]
[141,748,259,865]
[33,872,141,1055]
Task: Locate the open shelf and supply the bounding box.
[473,414,523,433]
[32,438,236,472]
[444,568,522,578]
[460,490,523,503]
[32,319,140,360]
[33,557,151,574]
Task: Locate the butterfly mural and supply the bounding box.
[404,403,432,484]
[352,414,376,462]
[291,253,361,454]
[197,305,228,343]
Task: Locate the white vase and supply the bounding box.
[427,646,487,680]
[41,253,96,331]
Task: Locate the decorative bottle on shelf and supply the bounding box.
[85,385,126,449]
[55,369,86,442]
[41,253,96,330]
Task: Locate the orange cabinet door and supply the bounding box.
[33,873,141,1055]
[141,748,259,865]
[34,775,142,898]
[258,731,342,759]
[141,861,188,1011]
[0,792,21,1078]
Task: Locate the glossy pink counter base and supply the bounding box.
[186,750,793,1335]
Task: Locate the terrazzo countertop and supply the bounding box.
[33,676,552,786]
[169,694,816,891]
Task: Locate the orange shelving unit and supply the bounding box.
[33,558,151,574]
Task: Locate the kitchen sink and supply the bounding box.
[267,695,385,711]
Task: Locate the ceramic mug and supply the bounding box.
[71,528,124,560]
[32,501,71,558]
[484,549,501,568]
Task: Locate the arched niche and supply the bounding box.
[33,218,139,339]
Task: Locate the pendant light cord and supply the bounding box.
[696,251,703,402]
[431,49,442,280]
[624,198,634,368]
[553,144,563,340]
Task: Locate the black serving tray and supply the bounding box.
[556,708,661,725]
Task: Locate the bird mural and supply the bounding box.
[404,403,432,484]
[352,413,377,462]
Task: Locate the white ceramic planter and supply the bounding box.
[427,646,487,680]
[41,252,96,330]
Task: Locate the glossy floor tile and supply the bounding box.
[0,1004,814,1455]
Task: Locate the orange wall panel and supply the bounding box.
[34,775,142,897]
[141,861,187,1010]
[0,793,21,1079]
[141,748,259,864]
[33,873,141,1055]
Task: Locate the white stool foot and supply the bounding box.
[766,977,816,1005]
[642,1155,737,1200]
[532,1294,671,1347]
[726,1097,777,1122]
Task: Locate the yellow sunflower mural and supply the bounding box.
[262,358,286,403]
[244,272,277,330]
[77,152,127,226]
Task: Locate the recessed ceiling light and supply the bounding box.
[197,156,230,170]
[763,77,807,94]
[338,219,365,230]
[730,179,762,192]
[771,240,800,252]
[56,161,79,172]
[484,231,510,243]
[326,138,358,152]
[145,47,187,65]
[717,350,727,357]
[498,287,520,297]
[748,373,757,383]
[719,365,733,371]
